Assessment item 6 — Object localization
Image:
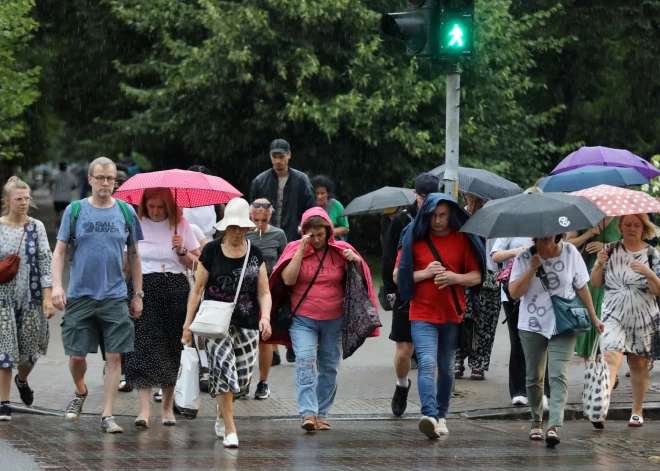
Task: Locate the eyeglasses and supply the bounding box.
[91,175,116,184]
[11,196,32,203]
[251,202,271,209]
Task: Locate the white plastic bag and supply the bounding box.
[174,346,201,419]
[582,338,611,422]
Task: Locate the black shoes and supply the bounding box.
[14,375,34,406]
[199,367,210,393]
[254,381,271,400]
[272,352,281,366]
[0,403,10,421]
[391,379,412,417]
[286,347,296,363]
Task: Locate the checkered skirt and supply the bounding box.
[205,326,259,396]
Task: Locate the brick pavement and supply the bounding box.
[1,416,660,471]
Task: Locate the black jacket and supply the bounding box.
[250,167,317,242]
[381,202,418,296]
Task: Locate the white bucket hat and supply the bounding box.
[213,198,256,232]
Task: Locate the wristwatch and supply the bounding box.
[133,290,145,298]
[177,248,188,256]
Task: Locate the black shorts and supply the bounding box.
[54,201,69,212]
[389,296,412,343]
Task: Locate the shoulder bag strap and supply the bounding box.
[292,244,329,314]
[424,234,463,317]
[16,219,29,254]
[232,240,252,305]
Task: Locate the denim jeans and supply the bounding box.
[411,320,459,420]
[289,315,343,419]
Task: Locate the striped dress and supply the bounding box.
[601,243,660,358]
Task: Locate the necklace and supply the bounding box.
[146,219,170,276]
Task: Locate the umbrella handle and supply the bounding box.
[174,188,178,235]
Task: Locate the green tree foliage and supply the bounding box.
[513,0,660,159]
[0,0,40,161]
[107,0,571,189]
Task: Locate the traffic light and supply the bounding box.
[381,0,474,60]
[381,0,434,58]
[437,0,474,59]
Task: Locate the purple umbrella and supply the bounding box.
[551,146,660,180]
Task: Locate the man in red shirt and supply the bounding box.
[394,195,482,439]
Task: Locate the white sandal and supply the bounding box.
[629,414,644,427]
[223,433,239,448]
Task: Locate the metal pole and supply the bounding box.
[443,62,461,199]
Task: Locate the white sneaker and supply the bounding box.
[436,418,449,435]
[418,416,440,439]
[223,433,239,448]
[512,396,528,406]
[543,395,549,412]
[215,417,225,438]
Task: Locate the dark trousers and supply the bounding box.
[504,301,549,398]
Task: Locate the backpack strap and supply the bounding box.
[116,199,137,259]
[68,201,81,262]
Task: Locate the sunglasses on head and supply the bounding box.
[251,202,272,209]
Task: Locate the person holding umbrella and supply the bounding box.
[124,188,200,427]
[508,235,603,447]
[566,217,621,363]
[454,193,502,381]
[590,214,660,428]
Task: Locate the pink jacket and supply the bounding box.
[263,206,379,346]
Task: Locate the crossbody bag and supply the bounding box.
[189,240,251,339]
[0,219,29,284]
[276,244,329,331]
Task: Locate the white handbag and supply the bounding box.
[582,337,611,422]
[189,240,251,339]
[174,346,201,418]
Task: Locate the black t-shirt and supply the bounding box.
[198,238,264,330]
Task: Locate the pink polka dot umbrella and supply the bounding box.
[570,185,660,216]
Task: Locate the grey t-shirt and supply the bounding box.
[246,226,287,274]
[57,199,144,300]
[52,172,77,203]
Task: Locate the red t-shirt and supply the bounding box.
[395,229,480,324]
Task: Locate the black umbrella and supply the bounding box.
[340,186,416,217]
[430,164,523,201]
[459,193,605,238]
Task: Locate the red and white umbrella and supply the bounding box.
[114,169,242,207]
[571,185,660,216]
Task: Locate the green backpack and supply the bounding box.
[68,199,136,262]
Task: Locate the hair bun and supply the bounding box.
[7,176,21,183]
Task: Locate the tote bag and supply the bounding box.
[189,240,251,339]
[582,338,610,422]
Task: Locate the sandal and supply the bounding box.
[316,418,331,431]
[545,426,560,448]
[613,376,619,390]
[470,368,485,381]
[628,414,644,427]
[529,428,544,441]
[454,363,465,379]
[591,420,605,430]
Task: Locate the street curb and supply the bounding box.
[12,401,660,421]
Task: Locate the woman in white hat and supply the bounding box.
[182,198,272,448]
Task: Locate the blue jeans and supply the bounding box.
[411,321,460,420]
[289,315,343,419]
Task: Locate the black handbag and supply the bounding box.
[424,236,475,351]
[276,245,329,331]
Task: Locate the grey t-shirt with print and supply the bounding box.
[276,176,288,228]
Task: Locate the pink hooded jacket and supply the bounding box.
[263,207,380,346]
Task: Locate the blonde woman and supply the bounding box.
[0,177,54,421]
[591,213,660,428]
[124,188,200,427]
[246,198,287,399]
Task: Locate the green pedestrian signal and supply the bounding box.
[438,17,473,57]
[448,24,464,47]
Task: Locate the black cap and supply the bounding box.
[414,173,441,197]
[269,139,290,155]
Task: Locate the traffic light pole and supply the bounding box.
[443,62,461,199]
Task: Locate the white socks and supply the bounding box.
[396,376,409,388]
[199,350,209,368]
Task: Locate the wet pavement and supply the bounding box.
[2,416,660,471]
